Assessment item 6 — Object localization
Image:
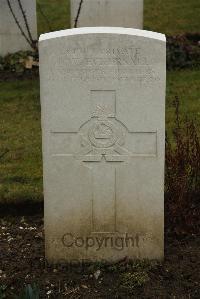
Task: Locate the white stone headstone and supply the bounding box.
[0,0,37,56]
[39,27,166,263]
[71,0,143,29]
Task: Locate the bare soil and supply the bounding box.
[0,214,199,298]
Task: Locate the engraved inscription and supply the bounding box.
[63,66,159,84]
[65,47,143,66]
[50,44,160,83]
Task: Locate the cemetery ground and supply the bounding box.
[0,215,199,298]
[0,0,199,298]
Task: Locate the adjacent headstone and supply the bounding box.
[0,0,37,56]
[71,0,143,29]
[39,27,166,263]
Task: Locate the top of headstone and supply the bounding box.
[39,27,166,43]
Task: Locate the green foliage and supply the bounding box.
[107,259,158,274]
[0,52,38,73]
[120,271,149,290]
[167,34,200,70]
[16,284,39,299]
[0,285,7,299]
[118,260,156,291]
[107,260,155,291]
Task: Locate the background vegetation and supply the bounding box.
[36,0,200,35]
[0,0,199,204]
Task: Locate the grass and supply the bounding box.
[36,0,200,36]
[0,80,42,204]
[37,0,70,35]
[166,69,200,137]
[144,0,200,35]
[0,69,199,204]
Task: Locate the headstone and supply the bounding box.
[0,0,37,56]
[39,27,166,263]
[71,0,143,29]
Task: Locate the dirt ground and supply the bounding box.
[0,214,199,298]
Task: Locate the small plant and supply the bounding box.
[16,284,39,299]
[167,33,200,70]
[117,260,157,292]
[120,271,149,291]
[0,285,7,299]
[0,149,9,161]
[0,51,38,73]
[165,97,200,234]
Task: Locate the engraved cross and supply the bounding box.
[52,90,157,233]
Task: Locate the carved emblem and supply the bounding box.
[76,104,130,162]
[88,121,118,148]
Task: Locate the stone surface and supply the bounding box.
[39,27,166,263]
[0,0,37,56]
[71,0,143,29]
